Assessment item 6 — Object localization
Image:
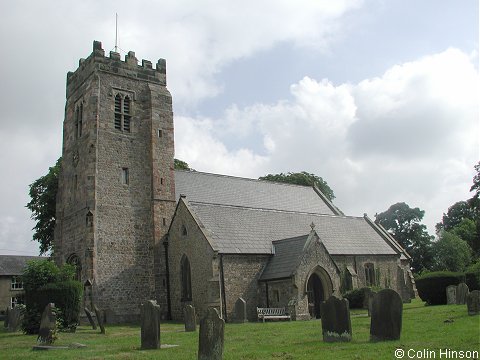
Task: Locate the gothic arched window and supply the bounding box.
[75,102,83,139]
[180,255,192,301]
[114,93,131,132]
[364,263,375,287]
[67,254,82,281]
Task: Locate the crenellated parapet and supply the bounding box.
[66,40,167,97]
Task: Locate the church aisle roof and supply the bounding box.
[175,170,336,215]
[188,201,399,256]
[0,255,45,276]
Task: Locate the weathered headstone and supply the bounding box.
[38,303,56,344]
[466,290,480,316]
[4,307,10,329]
[370,289,403,341]
[84,307,97,330]
[446,285,457,305]
[320,296,352,342]
[184,305,196,332]
[198,308,225,360]
[234,297,247,323]
[141,300,161,350]
[7,307,22,332]
[456,283,469,305]
[93,305,105,334]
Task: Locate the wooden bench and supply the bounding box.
[257,307,291,322]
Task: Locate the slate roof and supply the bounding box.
[259,235,309,281]
[188,201,399,256]
[0,255,44,276]
[175,170,337,215]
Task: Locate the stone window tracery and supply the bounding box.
[180,255,192,301]
[114,93,131,132]
[364,263,376,287]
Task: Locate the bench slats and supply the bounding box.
[257,307,291,322]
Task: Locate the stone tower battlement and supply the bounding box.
[66,41,167,97]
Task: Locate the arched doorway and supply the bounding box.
[307,274,323,318]
[305,266,333,319]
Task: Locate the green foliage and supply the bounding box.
[415,271,464,305]
[37,281,83,331]
[451,218,479,257]
[21,259,80,334]
[342,287,371,309]
[435,201,475,233]
[465,260,480,290]
[375,202,434,273]
[174,158,193,171]
[259,171,335,201]
[432,231,472,272]
[26,158,61,254]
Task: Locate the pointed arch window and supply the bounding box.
[180,255,192,301]
[114,93,131,132]
[67,253,82,281]
[75,102,83,139]
[364,263,376,287]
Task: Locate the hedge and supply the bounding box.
[415,271,464,305]
[343,287,371,309]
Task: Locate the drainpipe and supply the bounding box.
[219,254,228,322]
[163,240,172,320]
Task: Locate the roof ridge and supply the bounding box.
[188,200,362,219]
[175,169,315,189]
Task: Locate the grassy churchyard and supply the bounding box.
[0,300,478,360]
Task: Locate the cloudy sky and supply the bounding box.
[0,0,478,255]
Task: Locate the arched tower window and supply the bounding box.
[114,93,131,132]
[67,254,82,281]
[364,263,375,287]
[180,255,192,301]
[74,102,83,139]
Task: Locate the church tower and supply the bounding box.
[54,41,175,322]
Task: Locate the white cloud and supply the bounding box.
[176,48,479,233]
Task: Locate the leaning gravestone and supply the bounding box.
[466,290,480,316]
[234,297,247,323]
[456,283,469,305]
[7,307,22,332]
[320,296,352,342]
[184,305,196,332]
[370,289,403,341]
[198,308,225,360]
[141,300,161,350]
[84,307,97,330]
[93,305,106,334]
[38,303,56,344]
[446,285,457,305]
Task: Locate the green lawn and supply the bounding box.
[0,300,478,359]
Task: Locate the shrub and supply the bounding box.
[465,260,480,290]
[343,287,371,309]
[36,281,83,331]
[415,271,464,305]
[21,259,80,334]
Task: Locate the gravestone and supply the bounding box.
[456,283,469,305]
[7,307,22,332]
[370,289,403,341]
[4,307,10,329]
[234,297,247,323]
[184,305,196,332]
[466,290,480,316]
[320,296,352,342]
[198,308,225,360]
[84,307,97,330]
[38,303,56,344]
[93,305,105,334]
[141,300,161,349]
[446,285,457,305]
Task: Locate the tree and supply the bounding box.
[375,202,434,273]
[174,158,194,171]
[450,218,479,258]
[259,171,335,201]
[26,158,61,255]
[435,201,475,232]
[432,231,472,272]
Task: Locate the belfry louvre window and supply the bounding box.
[114,94,131,132]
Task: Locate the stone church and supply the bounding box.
[53,41,415,323]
